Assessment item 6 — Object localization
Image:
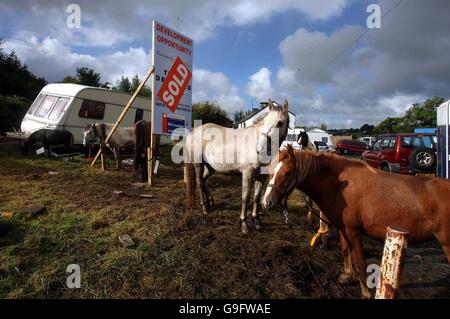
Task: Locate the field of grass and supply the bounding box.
[0,140,448,298]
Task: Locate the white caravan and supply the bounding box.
[11,83,153,145]
[282,128,335,150]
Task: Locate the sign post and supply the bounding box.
[149,20,193,185]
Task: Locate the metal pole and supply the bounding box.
[91,66,154,168]
[375,227,409,299]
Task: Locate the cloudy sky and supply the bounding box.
[1,0,449,128]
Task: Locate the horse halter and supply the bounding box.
[266,155,299,202]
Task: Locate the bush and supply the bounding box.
[0,95,31,133]
[192,101,233,127]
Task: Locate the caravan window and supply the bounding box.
[48,97,70,121]
[28,94,45,115]
[34,95,57,118]
[79,100,105,120]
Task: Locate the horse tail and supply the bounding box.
[133,120,145,170]
[185,163,196,208]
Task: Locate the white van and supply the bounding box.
[10,83,152,145]
[358,136,376,147]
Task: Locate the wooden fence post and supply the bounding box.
[375,227,409,299]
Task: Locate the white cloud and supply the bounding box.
[246,67,275,101]
[273,0,450,128]
[193,69,245,114]
[3,36,151,84]
[0,0,350,47]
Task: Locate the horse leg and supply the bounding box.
[305,195,313,223]
[338,231,354,284]
[251,179,263,230]
[203,164,215,208]
[319,211,331,246]
[113,147,121,170]
[240,168,255,235]
[434,229,450,263]
[193,163,209,215]
[345,228,371,299]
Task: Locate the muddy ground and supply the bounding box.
[0,139,448,298]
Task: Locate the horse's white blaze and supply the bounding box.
[263,162,283,206]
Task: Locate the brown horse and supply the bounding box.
[262,144,450,298]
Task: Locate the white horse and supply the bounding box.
[83,123,134,170]
[184,99,289,234]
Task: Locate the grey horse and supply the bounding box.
[184,99,289,234]
[83,123,134,170]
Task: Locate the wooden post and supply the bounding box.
[100,147,105,171]
[375,227,409,299]
[91,66,154,168]
[148,134,160,186]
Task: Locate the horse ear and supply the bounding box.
[283,99,288,112]
[268,99,273,110]
[286,143,294,157]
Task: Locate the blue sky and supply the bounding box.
[1,0,449,128]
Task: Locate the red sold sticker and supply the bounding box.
[157,56,192,113]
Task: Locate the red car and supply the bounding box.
[336,139,368,155]
[362,133,436,174]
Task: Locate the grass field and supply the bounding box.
[0,140,449,298]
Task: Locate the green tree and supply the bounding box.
[374,97,443,133]
[360,123,374,134]
[401,96,443,131]
[374,117,402,134]
[319,123,328,131]
[0,41,47,132]
[60,67,102,87]
[116,76,131,93]
[0,42,46,99]
[114,74,151,98]
[233,110,246,124]
[193,101,233,127]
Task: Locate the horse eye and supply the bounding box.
[285,172,290,177]
[277,121,283,127]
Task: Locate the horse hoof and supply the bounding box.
[254,218,262,230]
[338,273,353,285]
[241,221,249,235]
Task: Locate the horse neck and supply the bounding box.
[296,153,342,211]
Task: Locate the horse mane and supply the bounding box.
[293,150,378,180]
[293,151,320,182]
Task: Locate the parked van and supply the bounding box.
[8,83,154,145]
[358,136,376,147]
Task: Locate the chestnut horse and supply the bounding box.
[262,144,450,298]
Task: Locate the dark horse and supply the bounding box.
[262,144,450,298]
[22,129,73,157]
[133,120,161,182]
